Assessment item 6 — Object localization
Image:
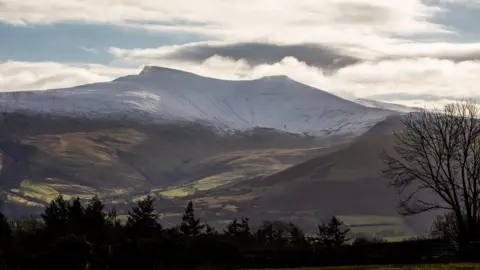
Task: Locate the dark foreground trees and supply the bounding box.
[0,194,465,269]
[430,212,459,241]
[382,100,480,248]
[317,216,350,246]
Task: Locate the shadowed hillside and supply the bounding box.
[189,115,431,237]
[0,113,349,219]
[0,112,432,238]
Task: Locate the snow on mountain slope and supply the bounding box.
[0,66,399,136]
[355,98,420,113]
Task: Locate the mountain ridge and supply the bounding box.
[0,66,400,137]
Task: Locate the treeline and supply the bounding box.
[0,195,462,269]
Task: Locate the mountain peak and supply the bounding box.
[139,66,181,75]
[258,75,291,81]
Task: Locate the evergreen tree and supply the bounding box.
[42,195,70,236]
[67,197,85,235]
[180,201,204,237]
[126,195,161,237]
[317,216,350,246]
[225,217,252,247]
[106,208,122,229]
[255,220,290,248]
[0,212,11,250]
[287,222,308,248]
[85,196,106,224]
[225,218,251,237]
[203,223,218,236]
[84,195,109,243]
[225,218,240,236]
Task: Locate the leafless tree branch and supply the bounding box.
[382,99,480,243]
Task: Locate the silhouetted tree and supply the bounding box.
[180,201,204,237]
[41,195,69,236]
[203,223,217,236]
[225,218,251,238]
[225,218,241,236]
[352,236,385,246]
[382,100,480,246]
[126,195,161,238]
[287,222,309,248]
[0,212,11,251]
[317,216,350,246]
[0,192,455,269]
[225,218,253,248]
[67,197,85,235]
[255,220,290,248]
[430,212,459,241]
[84,195,112,243]
[43,234,93,270]
[10,216,44,235]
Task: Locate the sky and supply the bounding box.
[1,0,480,107]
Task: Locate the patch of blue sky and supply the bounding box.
[432,2,480,43]
[0,22,212,64]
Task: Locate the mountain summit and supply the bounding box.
[0,66,398,136]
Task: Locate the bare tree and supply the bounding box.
[382,100,480,244]
[430,212,459,241]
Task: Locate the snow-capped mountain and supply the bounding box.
[354,98,420,113]
[0,66,400,136]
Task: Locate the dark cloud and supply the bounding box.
[161,42,361,70]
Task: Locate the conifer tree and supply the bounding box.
[126,195,161,237]
[0,212,11,249]
[225,218,251,238]
[67,197,85,235]
[84,195,109,242]
[42,195,70,236]
[180,201,204,237]
[204,223,217,236]
[287,222,308,248]
[225,218,240,236]
[317,216,350,246]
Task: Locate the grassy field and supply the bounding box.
[256,264,480,269]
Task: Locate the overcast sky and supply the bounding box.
[1,0,480,107]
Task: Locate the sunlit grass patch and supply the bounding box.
[6,194,44,207]
[223,204,238,212]
[159,187,194,198]
[194,172,243,191]
[11,180,98,204]
[15,181,60,203]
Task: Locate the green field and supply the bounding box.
[254,264,480,269]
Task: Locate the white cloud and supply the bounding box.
[1,0,479,108]
[0,61,138,91]
[374,42,480,60]
[0,0,451,46]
